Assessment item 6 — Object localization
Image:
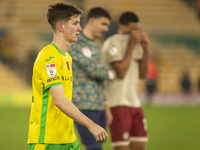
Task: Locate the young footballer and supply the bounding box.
[27,3,107,150]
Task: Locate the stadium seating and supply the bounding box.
[0,61,29,90]
[0,0,200,93]
[84,0,200,93]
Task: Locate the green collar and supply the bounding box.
[51,43,66,56]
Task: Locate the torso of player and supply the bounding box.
[68,32,108,111]
[102,34,143,107]
[33,44,73,101]
[28,44,76,144]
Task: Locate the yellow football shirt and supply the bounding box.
[28,43,77,144]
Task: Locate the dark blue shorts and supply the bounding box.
[75,110,106,146]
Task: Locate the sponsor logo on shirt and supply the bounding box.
[45,56,54,61]
[47,77,60,82]
[46,63,57,77]
[66,61,70,71]
[61,76,72,81]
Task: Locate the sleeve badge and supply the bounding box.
[109,45,118,56]
[46,63,57,77]
[81,47,92,58]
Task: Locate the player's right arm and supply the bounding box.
[111,30,141,79]
[50,85,107,142]
[138,33,150,79]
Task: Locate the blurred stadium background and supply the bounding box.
[0,0,200,149]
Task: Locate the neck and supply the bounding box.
[83,24,95,40]
[118,30,129,34]
[52,34,70,53]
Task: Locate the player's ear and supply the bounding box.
[57,22,64,32]
[88,18,95,25]
[118,24,123,31]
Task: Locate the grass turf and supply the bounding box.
[0,105,200,150]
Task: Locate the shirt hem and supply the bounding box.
[108,103,141,108]
[27,139,77,144]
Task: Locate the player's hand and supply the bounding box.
[128,30,141,50]
[140,33,150,52]
[88,124,108,142]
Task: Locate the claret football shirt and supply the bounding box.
[101,34,143,107]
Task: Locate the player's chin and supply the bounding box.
[99,31,107,37]
[96,33,103,38]
[70,38,77,43]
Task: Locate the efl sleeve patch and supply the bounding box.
[38,56,62,89]
[46,63,57,77]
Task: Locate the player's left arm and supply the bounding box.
[139,33,150,79]
[104,102,113,126]
[50,85,107,142]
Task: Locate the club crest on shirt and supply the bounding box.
[46,63,57,77]
[66,61,70,71]
[109,45,118,56]
[81,47,92,58]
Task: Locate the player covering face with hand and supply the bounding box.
[101,12,149,150]
[27,3,107,150]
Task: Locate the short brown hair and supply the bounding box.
[86,7,111,23]
[119,12,139,25]
[47,3,83,31]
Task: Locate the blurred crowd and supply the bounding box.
[0,0,200,93]
[183,0,200,19]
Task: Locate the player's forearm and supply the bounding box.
[104,102,113,125]
[104,102,111,116]
[55,97,95,128]
[56,97,108,142]
[112,48,133,79]
[139,50,149,79]
[50,85,96,129]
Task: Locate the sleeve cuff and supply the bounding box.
[44,82,62,90]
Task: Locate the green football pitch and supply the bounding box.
[0,105,200,150]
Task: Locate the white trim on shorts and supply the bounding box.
[111,141,130,147]
[130,137,148,142]
[111,137,148,147]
